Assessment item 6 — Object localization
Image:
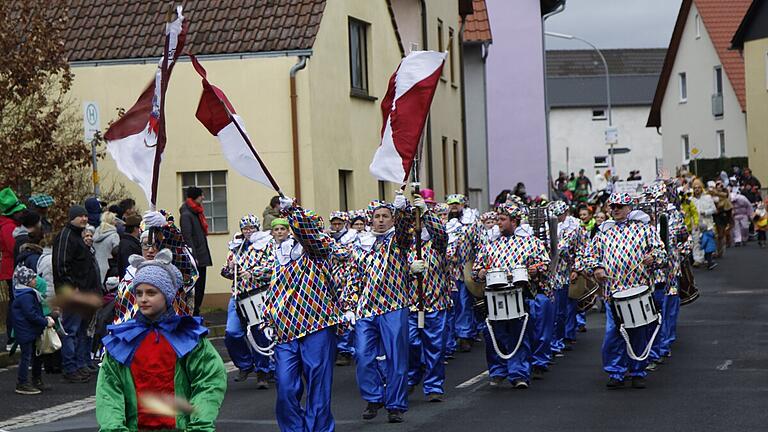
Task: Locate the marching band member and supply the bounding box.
[263,198,341,432]
[345,192,415,423]
[473,203,549,389]
[407,195,450,402]
[220,214,274,387]
[586,192,667,389]
[328,211,357,366]
[549,201,587,359]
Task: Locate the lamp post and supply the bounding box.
[544,32,614,172]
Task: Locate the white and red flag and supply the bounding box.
[190,55,280,192]
[369,50,446,183]
[103,6,187,206]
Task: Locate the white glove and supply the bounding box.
[393,192,407,210]
[263,326,274,341]
[143,210,167,228]
[46,316,55,328]
[343,311,356,325]
[279,196,294,210]
[413,195,427,212]
[410,259,426,275]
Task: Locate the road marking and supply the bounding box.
[456,371,489,389]
[716,360,733,371]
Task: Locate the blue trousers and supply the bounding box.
[454,281,477,339]
[337,327,354,355]
[224,297,272,373]
[530,294,554,368]
[445,290,459,355]
[577,312,586,328]
[648,288,666,363]
[61,313,89,373]
[17,341,42,384]
[603,301,651,380]
[274,326,336,432]
[483,307,531,382]
[565,296,579,340]
[552,287,569,352]
[408,310,447,395]
[660,294,680,356]
[354,308,409,412]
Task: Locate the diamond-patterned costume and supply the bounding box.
[409,210,451,312]
[220,234,274,295]
[472,231,550,285]
[551,216,588,290]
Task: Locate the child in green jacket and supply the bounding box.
[96,249,227,431]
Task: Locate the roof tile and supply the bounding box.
[464,0,492,43]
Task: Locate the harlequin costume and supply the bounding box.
[344,198,415,419]
[221,214,275,384]
[262,201,342,432]
[96,252,227,431]
[329,211,358,365]
[472,203,550,387]
[407,208,451,398]
[584,192,667,387]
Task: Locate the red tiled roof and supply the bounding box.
[64,0,326,62]
[464,0,492,43]
[695,0,750,111]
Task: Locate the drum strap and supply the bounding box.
[485,314,529,360]
[618,315,662,362]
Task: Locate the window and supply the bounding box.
[378,181,387,201]
[442,136,450,194]
[349,18,369,96]
[592,109,607,120]
[181,171,228,233]
[714,66,723,95]
[716,130,726,157]
[437,19,445,78]
[695,14,701,39]
[682,135,691,162]
[338,170,352,211]
[448,27,456,85]
[679,73,687,102]
[594,156,608,168]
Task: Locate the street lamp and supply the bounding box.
[544,31,615,172]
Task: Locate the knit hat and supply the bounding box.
[68,205,88,221]
[329,211,349,223]
[130,249,182,307]
[13,265,37,287]
[271,218,289,228]
[607,192,634,206]
[28,194,54,208]
[0,188,26,216]
[434,203,450,216]
[367,200,394,218]
[497,203,523,219]
[239,214,260,230]
[348,209,368,224]
[550,201,569,216]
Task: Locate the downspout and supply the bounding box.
[420,0,434,188]
[289,56,308,202]
[541,1,566,199]
[481,40,491,209]
[459,14,470,197]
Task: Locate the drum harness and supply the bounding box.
[233,240,276,357]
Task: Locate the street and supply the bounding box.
[2,244,766,432]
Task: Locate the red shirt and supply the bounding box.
[130,331,178,430]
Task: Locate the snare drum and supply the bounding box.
[485,287,525,321]
[510,266,529,287]
[611,285,658,328]
[486,268,508,289]
[236,289,269,327]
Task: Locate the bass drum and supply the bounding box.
[568,275,600,312]
[678,261,700,306]
[463,261,485,298]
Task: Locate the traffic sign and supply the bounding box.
[83,101,100,142]
[605,127,618,145]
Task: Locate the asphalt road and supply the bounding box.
[2,243,767,431]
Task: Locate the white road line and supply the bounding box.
[456,371,489,389]
[716,359,733,371]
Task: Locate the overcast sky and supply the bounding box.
[544,0,684,50]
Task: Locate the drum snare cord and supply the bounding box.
[485,314,529,360]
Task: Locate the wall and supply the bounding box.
[463,43,490,210]
[550,106,662,182]
[659,3,748,173]
[744,38,768,185]
[485,0,548,199]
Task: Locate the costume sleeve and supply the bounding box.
[471,245,488,282]
[250,243,275,286]
[531,237,551,267]
[341,249,361,311]
[583,234,604,272]
[572,227,589,273]
[646,225,667,269]
[220,250,235,280]
[422,210,448,255]
[394,207,416,251]
[184,339,228,432]
[285,206,332,260]
[95,354,131,432]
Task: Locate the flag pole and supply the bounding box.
[148,13,173,212]
[411,114,429,330]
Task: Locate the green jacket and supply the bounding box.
[96,338,227,432]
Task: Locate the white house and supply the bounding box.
[646,0,750,173]
[547,49,666,182]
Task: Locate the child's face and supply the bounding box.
[135,283,167,321]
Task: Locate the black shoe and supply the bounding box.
[563,344,573,352]
[234,369,251,382]
[387,410,404,423]
[445,352,455,360]
[458,339,472,353]
[84,364,99,373]
[15,383,41,395]
[426,393,443,402]
[606,378,624,389]
[489,376,505,387]
[707,262,718,270]
[511,379,529,389]
[645,362,659,372]
[532,366,545,380]
[335,353,352,366]
[362,402,384,420]
[63,372,89,383]
[663,350,672,358]
[32,377,51,391]
[631,376,647,389]
[407,385,415,394]
[578,326,587,333]
[77,367,93,377]
[255,371,269,389]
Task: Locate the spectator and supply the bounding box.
[691,179,717,269]
[93,212,120,284]
[53,205,101,383]
[84,197,102,228]
[574,169,592,203]
[115,214,142,278]
[118,198,137,219]
[12,210,41,260]
[739,167,762,203]
[754,199,768,248]
[180,187,212,316]
[28,194,54,236]
[0,187,27,350]
[594,170,608,192]
[493,189,512,209]
[710,181,733,257]
[262,195,281,231]
[577,204,597,238]
[513,182,530,204]
[731,190,753,247]
[36,233,55,300]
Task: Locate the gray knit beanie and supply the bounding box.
[130,249,182,307]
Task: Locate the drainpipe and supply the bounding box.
[289,56,308,202]
[541,1,566,199]
[459,13,469,197]
[420,0,434,188]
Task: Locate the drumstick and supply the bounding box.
[140,393,195,416]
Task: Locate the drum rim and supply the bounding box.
[612,285,651,301]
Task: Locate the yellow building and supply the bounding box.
[64,0,420,308]
[732,1,768,186]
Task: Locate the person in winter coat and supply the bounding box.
[179,187,212,316]
[28,194,55,236]
[731,191,754,246]
[12,210,41,260]
[0,187,28,349]
[115,214,142,278]
[84,197,103,229]
[96,252,226,431]
[262,196,281,232]
[93,212,120,284]
[691,180,716,266]
[11,266,56,395]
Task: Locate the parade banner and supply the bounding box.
[189,55,280,192]
[370,50,446,184]
[104,7,187,207]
